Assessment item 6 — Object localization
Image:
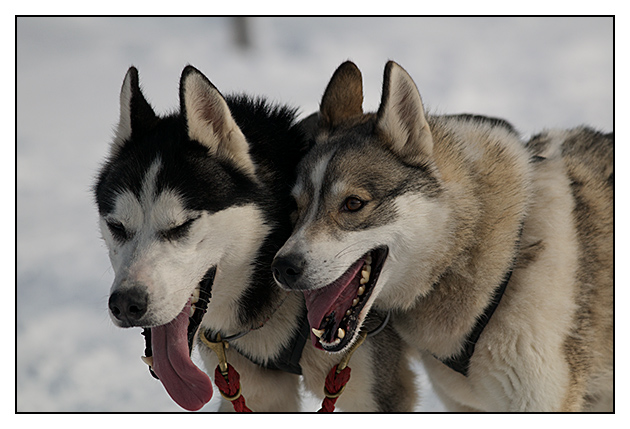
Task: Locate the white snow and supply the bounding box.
[16,16,613,413]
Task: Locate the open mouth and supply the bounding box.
[305,246,388,352]
[187,268,215,350]
[142,267,215,411]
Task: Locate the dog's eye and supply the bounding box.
[162,218,196,241]
[107,221,130,241]
[342,197,365,212]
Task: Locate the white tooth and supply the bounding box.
[346,309,352,316]
[141,355,154,368]
[190,305,196,317]
[360,276,368,285]
[337,328,345,339]
[358,285,365,295]
[352,298,359,307]
[365,255,372,265]
[312,328,325,338]
[192,288,200,304]
[364,265,371,274]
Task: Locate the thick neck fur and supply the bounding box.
[391,115,532,359]
[201,95,307,361]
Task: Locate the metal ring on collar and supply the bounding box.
[220,385,243,402]
[204,329,249,343]
[323,385,346,399]
[366,311,391,338]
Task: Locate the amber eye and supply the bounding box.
[342,197,365,212]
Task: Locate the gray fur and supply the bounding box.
[275,61,613,411]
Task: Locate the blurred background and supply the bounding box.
[16,16,612,412]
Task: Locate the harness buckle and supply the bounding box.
[199,330,229,375]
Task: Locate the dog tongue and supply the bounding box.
[151,301,213,411]
[303,259,364,348]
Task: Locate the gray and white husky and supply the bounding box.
[273,61,613,411]
[95,65,417,412]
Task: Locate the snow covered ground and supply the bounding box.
[16,16,612,413]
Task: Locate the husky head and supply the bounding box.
[273,61,449,352]
[95,66,274,410]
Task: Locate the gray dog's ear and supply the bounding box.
[377,61,433,164]
[319,61,364,128]
[112,66,158,155]
[179,65,257,178]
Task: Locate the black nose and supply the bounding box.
[272,255,304,289]
[108,286,149,325]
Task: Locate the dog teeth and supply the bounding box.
[141,355,154,368]
[312,328,325,338]
[313,327,346,342]
[191,288,200,304]
[360,262,371,285]
[316,254,376,349]
[189,304,196,318]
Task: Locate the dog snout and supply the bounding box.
[272,254,306,290]
[108,285,149,326]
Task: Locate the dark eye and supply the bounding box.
[342,197,365,212]
[162,218,196,241]
[107,221,129,241]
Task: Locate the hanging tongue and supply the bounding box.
[303,258,364,348]
[151,300,213,411]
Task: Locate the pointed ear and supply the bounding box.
[179,65,256,177]
[377,61,433,164]
[112,66,158,153]
[319,61,364,128]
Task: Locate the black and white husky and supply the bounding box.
[94,65,417,412]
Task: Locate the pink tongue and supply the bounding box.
[303,259,364,348]
[151,301,213,411]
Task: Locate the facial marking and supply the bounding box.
[139,158,162,209]
[298,149,336,227]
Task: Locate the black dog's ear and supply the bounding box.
[319,61,364,129]
[179,65,257,178]
[112,66,158,154]
[376,61,433,164]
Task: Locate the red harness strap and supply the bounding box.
[214,362,252,412]
[319,364,352,412]
[318,331,367,412]
[200,331,252,412]
[201,327,369,412]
